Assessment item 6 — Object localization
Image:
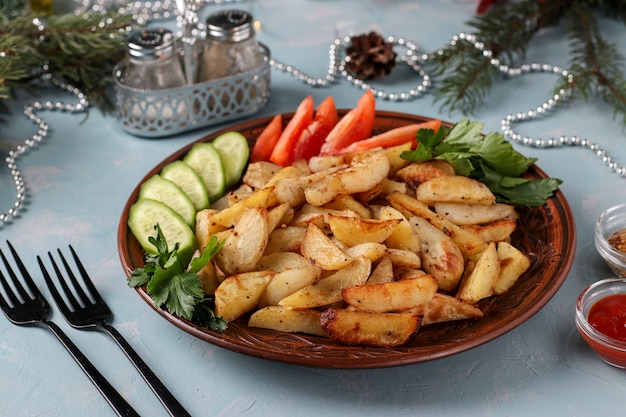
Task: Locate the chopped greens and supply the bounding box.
[128,224,227,332]
[401,119,562,207]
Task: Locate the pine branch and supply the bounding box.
[428,0,626,127]
[554,2,626,128]
[0,11,137,113]
[428,0,547,115]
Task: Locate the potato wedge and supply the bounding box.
[258,265,322,307]
[301,223,353,270]
[256,251,312,272]
[396,160,454,190]
[264,226,306,255]
[460,219,518,243]
[320,308,421,347]
[195,209,222,250]
[267,203,294,232]
[405,293,484,325]
[278,257,371,308]
[322,194,371,219]
[387,192,485,258]
[304,151,390,206]
[457,241,500,304]
[367,255,394,285]
[416,175,496,205]
[385,248,422,269]
[493,241,531,295]
[248,306,326,336]
[394,267,427,281]
[328,214,401,247]
[407,215,464,292]
[215,207,269,275]
[243,161,282,189]
[342,274,438,313]
[210,186,277,229]
[344,242,387,262]
[214,270,274,322]
[378,206,421,253]
[434,202,518,225]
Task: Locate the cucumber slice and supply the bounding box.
[161,160,209,211]
[212,131,250,188]
[128,198,197,262]
[138,174,196,227]
[183,142,226,203]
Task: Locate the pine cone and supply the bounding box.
[345,32,397,81]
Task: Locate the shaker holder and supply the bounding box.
[113,44,271,138]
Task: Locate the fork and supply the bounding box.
[38,245,192,417]
[0,241,139,417]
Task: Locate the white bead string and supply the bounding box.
[1,74,90,227]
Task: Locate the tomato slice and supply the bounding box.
[269,95,315,166]
[319,89,376,155]
[292,96,338,161]
[338,120,442,154]
[250,114,282,163]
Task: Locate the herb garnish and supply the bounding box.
[401,119,563,207]
[128,224,228,332]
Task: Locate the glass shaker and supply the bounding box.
[199,9,264,81]
[124,28,187,90]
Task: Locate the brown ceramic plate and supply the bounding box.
[118,111,576,369]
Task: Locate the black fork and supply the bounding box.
[38,245,192,417]
[0,241,139,417]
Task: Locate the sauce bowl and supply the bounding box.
[595,204,626,277]
[576,277,626,368]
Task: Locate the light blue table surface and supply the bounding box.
[2,1,626,416]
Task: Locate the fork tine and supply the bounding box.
[58,247,95,306]
[42,252,84,312]
[37,255,73,318]
[67,245,104,303]
[1,241,40,303]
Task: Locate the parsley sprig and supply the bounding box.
[401,119,563,207]
[128,224,227,332]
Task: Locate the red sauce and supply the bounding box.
[588,294,626,342]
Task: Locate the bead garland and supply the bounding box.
[1,73,90,227]
[2,5,625,227]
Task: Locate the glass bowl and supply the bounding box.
[576,277,626,368]
[595,203,626,277]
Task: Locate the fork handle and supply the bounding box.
[43,321,141,417]
[100,323,192,417]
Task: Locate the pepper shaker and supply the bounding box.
[124,28,186,90]
[199,9,264,81]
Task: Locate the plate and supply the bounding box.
[118,111,576,369]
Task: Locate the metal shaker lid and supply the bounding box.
[206,9,255,43]
[127,28,176,60]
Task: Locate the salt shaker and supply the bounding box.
[199,9,264,81]
[124,28,186,90]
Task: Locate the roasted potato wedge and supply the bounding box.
[407,215,464,292]
[248,306,326,336]
[328,214,401,247]
[416,175,496,205]
[493,241,531,295]
[405,293,484,325]
[457,241,500,304]
[215,207,269,275]
[301,223,353,270]
[214,270,274,322]
[378,206,421,253]
[342,274,438,313]
[434,202,518,225]
[278,257,371,308]
[320,308,421,347]
[258,265,322,307]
